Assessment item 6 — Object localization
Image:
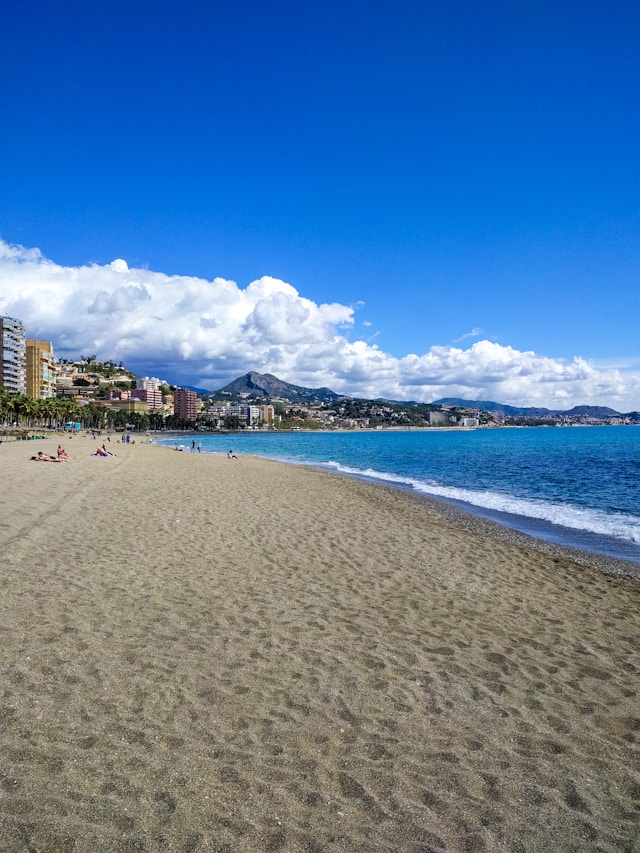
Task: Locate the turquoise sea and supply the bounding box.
[155,426,640,565]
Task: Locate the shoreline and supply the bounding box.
[1,433,639,851]
[152,433,640,578]
[320,467,640,580]
[393,485,640,581]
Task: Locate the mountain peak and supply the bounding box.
[212,372,340,404]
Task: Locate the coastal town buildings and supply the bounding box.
[26,339,57,399]
[0,315,27,394]
[105,389,131,401]
[2,333,638,430]
[199,403,275,427]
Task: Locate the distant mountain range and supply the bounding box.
[209,372,635,416]
[431,398,628,418]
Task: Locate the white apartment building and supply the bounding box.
[136,376,163,391]
[0,315,27,393]
[201,404,265,426]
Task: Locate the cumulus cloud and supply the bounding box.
[1,239,638,410]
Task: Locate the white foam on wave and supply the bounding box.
[322,461,640,545]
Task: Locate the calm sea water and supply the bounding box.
[155,426,640,564]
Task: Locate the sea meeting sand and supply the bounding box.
[1,434,639,853]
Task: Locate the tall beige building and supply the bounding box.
[258,404,275,425]
[26,340,57,399]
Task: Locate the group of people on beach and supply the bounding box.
[30,441,118,462]
[173,442,238,458]
[31,444,71,463]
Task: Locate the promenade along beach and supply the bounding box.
[1,434,639,853]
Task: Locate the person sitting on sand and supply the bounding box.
[57,445,70,460]
[227,449,238,459]
[32,452,62,463]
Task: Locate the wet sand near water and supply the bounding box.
[1,434,639,852]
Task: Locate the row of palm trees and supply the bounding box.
[0,388,170,432]
[0,388,81,430]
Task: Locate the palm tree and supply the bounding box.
[39,397,60,429]
[13,394,36,427]
[0,388,19,426]
[62,398,81,427]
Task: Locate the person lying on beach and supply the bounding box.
[32,452,63,463]
[93,446,116,457]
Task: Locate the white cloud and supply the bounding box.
[1,239,639,410]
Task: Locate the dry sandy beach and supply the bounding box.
[1,433,639,853]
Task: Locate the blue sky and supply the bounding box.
[1,1,639,408]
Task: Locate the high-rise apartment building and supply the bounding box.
[0,315,27,393]
[131,388,163,410]
[133,376,163,410]
[26,339,57,399]
[174,388,198,421]
[258,404,275,425]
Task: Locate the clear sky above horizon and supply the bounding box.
[1,1,639,408]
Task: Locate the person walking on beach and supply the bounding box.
[191,439,196,452]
